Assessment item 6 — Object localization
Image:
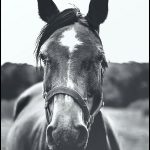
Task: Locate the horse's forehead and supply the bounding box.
[41,23,99,55]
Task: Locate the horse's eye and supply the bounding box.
[39,53,51,65]
[39,53,47,65]
[42,59,51,66]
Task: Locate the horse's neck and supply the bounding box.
[86,111,108,150]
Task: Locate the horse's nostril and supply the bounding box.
[76,125,88,147]
[46,125,56,146]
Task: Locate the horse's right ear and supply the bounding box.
[37,0,59,23]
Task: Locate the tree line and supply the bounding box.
[1,62,149,107]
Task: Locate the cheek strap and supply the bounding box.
[87,93,104,130]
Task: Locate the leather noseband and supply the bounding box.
[43,86,104,129]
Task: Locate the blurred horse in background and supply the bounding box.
[7,0,120,150]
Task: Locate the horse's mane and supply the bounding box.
[13,82,43,120]
[13,95,31,120]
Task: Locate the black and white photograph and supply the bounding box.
[1,0,149,150]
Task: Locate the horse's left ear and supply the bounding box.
[37,0,60,23]
[86,0,109,29]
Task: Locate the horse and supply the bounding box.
[6,0,120,150]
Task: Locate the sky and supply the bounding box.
[1,0,149,66]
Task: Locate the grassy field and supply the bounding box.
[1,100,149,150]
[1,100,15,150]
[102,108,149,150]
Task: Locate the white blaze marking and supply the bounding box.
[60,27,83,53]
[60,27,83,88]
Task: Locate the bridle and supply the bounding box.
[43,85,104,130]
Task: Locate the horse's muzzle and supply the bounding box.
[46,123,88,149]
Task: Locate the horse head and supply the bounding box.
[36,0,108,149]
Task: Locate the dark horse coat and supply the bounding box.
[6,83,120,150]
